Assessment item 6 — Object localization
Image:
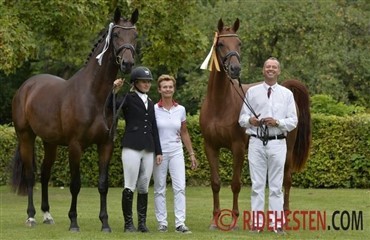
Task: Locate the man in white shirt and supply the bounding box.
[238,57,297,235]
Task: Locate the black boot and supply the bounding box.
[137,193,149,232]
[122,188,136,232]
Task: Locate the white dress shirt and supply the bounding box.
[135,90,148,109]
[238,82,298,136]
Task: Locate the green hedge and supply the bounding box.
[1,114,369,188]
[292,114,370,188]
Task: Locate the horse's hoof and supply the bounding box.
[25,218,36,227]
[43,219,55,224]
[101,227,112,233]
[209,224,218,230]
[43,211,55,224]
[69,227,80,232]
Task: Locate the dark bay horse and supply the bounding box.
[11,8,138,232]
[199,19,311,229]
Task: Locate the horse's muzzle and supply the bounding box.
[120,61,134,74]
[229,65,241,79]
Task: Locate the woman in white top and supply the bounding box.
[153,74,198,234]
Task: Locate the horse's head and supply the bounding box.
[111,8,139,74]
[216,18,241,80]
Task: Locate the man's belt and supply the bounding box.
[250,134,286,140]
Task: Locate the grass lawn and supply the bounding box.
[1,185,369,239]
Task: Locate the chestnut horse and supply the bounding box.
[11,8,138,232]
[199,19,311,229]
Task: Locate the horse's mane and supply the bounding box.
[84,15,135,65]
[84,27,109,65]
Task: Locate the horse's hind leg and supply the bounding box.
[67,142,82,232]
[283,135,295,214]
[97,142,113,232]
[41,142,57,224]
[283,158,292,212]
[18,132,37,227]
[204,143,221,230]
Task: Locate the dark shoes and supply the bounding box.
[249,226,262,233]
[175,225,192,234]
[158,225,168,232]
[273,227,287,235]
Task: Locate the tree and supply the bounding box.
[180,0,370,111]
[0,1,114,76]
[0,1,36,75]
[129,0,207,75]
[1,1,369,124]
[240,1,370,107]
[0,1,119,124]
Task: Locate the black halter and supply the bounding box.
[103,25,137,139]
[216,33,241,79]
[217,33,270,144]
[112,25,136,65]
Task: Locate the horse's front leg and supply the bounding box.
[40,142,57,224]
[97,142,114,232]
[68,143,82,232]
[204,142,221,230]
[230,144,246,230]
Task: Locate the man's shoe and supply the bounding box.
[158,225,168,232]
[175,225,192,234]
[274,227,287,235]
[249,226,262,233]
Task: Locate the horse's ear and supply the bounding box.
[218,18,224,32]
[131,9,139,25]
[233,18,240,32]
[114,7,121,23]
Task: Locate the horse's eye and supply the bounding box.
[112,32,119,38]
[217,43,224,48]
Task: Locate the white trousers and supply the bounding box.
[248,137,287,229]
[122,148,154,194]
[153,148,186,228]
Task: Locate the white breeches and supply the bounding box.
[122,148,154,194]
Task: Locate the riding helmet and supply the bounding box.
[130,66,153,83]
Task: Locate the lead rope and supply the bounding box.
[215,44,270,145]
[103,84,128,140]
[228,75,270,145]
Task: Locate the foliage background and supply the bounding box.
[0,1,369,190]
[1,113,369,188]
[1,0,369,124]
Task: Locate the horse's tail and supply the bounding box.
[11,145,35,195]
[282,79,312,172]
